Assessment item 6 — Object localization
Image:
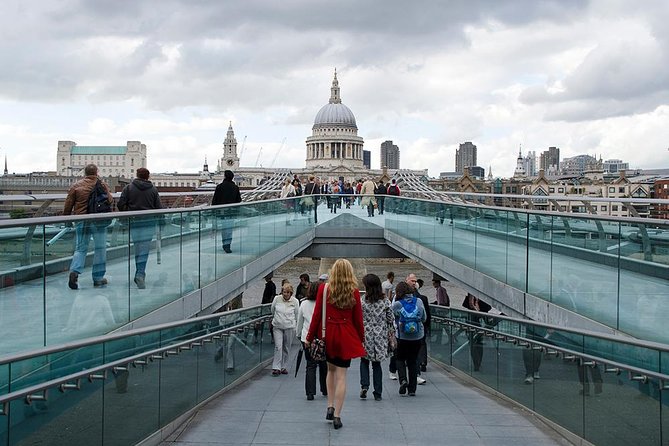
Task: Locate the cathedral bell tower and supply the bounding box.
[221,122,240,170]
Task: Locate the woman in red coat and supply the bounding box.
[306,258,366,430]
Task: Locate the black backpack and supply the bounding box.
[388,185,399,196]
[87,180,112,214]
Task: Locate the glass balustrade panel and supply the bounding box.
[0,223,46,356]
[158,349,198,428]
[9,379,104,446]
[103,358,160,446]
[618,220,669,344]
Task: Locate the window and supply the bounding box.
[558,187,564,193]
[612,205,618,211]
[601,205,607,211]
[609,187,615,193]
[549,187,555,193]
[619,187,625,193]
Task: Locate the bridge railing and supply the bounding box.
[0,303,667,445]
[383,195,669,344]
[0,305,273,446]
[429,305,669,446]
[0,198,313,356]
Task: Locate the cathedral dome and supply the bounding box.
[313,103,357,128]
[312,69,358,129]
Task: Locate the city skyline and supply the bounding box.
[1,1,668,178]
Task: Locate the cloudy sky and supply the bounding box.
[1,0,668,178]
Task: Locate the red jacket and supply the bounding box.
[307,284,366,360]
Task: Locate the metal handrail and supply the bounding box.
[432,315,669,388]
[0,304,270,365]
[430,308,669,353]
[0,314,272,415]
[1,194,667,230]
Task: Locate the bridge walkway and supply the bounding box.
[161,351,571,446]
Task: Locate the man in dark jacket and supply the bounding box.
[117,168,163,289]
[375,181,387,215]
[212,170,242,253]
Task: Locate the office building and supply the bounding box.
[539,146,560,175]
[455,141,477,174]
[380,140,400,169]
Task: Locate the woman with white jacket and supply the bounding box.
[280,179,296,198]
[271,283,299,376]
[297,282,328,400]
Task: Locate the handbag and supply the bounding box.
[309,284,328,361]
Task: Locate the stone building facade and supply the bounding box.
[305,70,365,171]
[56,141,147,179]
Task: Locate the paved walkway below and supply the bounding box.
[161,351,574,446]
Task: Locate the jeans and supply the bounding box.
[377,197,384,214]
[360,358,382,396]
[220,218,234,246]
[396,339,421,392]
[304,346,327,396]
[69,221,107,281]
[272,327,295,370]
[417,333,428,372]
[130,221,155,278]
[388,351,397,373]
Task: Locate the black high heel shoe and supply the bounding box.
[325,406,335,420]
[333,417,343,429]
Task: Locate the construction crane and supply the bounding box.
[238,136,247,164]
[254,147,263,167]
[270,137,287,168]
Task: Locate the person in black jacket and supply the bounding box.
[117,168,163,289]
[375,181,387,215]
[212,170,242,253]
[462,293,491,371]
[415,278,431,381]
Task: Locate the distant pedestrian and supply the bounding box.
[360,177,377,217]
[295,273,311,301]
[382,271,398,380]
[359,273,394,401]
[462,293,491,372]
[211,170,242,253]
[271,284,299,376]
[392,281,426,397]
[415,278,431,381]
[386,179,400,213]
[433,279,450,306]
[375,181,387,215]
[117,167,163,289]
[63,163,113,290]
[297,282,328,400]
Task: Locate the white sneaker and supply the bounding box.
[417,376,426,385]
[389,372,398,380]
[533,373,541,379]
[524,376,534,384]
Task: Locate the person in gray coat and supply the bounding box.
[117,167,162,289]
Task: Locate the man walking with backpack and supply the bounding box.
[63,164,114,290]
[392,279,426,397]
[117,168,163,289]
[386,179,400,213]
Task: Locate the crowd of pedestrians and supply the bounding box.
[257,261,454,430]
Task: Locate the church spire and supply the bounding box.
[329,68,341,104]
[3,154,7,175]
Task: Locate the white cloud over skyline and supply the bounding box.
[1,0,668,178]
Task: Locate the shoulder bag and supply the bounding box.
[309,284,328,361]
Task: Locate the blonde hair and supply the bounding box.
[282,283,294,295]
[327,259,357,309]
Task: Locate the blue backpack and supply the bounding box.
[398,297,420,335]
